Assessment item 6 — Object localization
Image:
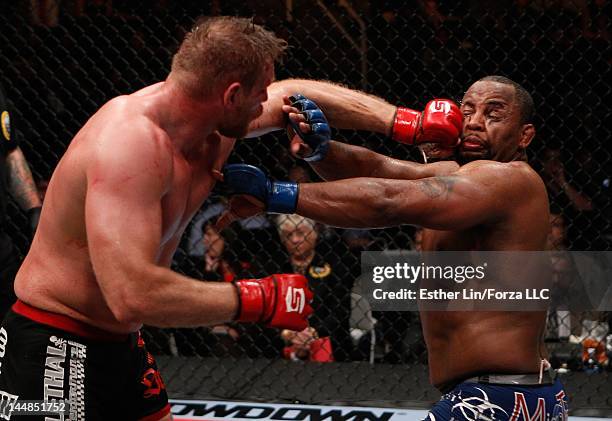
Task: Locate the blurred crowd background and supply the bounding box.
[1,0,611,412]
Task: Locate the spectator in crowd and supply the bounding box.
[419,0,461,32]
[506,0,542,40]
[186,198,272,261]
[276,214,354,361]
[540,146,610,249]
[0,83,41,319]
[546,210,574,342]
[286,166,386,362]
[546,231,608,372]
[186,200,227,259]
[171,220,243,357]
[149,217,286,359]
[338,224,415,363]
[541,147,592,213]
[547,209,568,251]
[178,217,287,358]
[584,0,610,42]
[202,220,236,283]
[198,215,274,285]
[542,206,610,368]
[27,0,59,26]
[569,147,612,248]
[281,326,334,362]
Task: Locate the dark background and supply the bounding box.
[1,0,610,415]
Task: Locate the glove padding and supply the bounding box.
[392,99,462,147]
[223,164,298,214]
[288,94,331,162]
[235,274,314,331]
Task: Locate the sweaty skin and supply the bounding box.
[15,75,374,334]
[15,66,274,333]
[295,160,548,388]
[233,80,550,389]
[299,81,548,389]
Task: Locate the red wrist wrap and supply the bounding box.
[392,107,421,144]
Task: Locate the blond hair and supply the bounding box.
[171,16,287,98]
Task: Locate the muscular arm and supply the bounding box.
[246,79,396,138]
[247,79,458,179]
[311,140,459,181]
[296,162,523,230]
[86,123,238,327]
[6,147,41,211]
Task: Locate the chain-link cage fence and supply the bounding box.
[1,0,611,415]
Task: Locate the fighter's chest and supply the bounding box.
[160,143,228,243]
[160,163,212,237]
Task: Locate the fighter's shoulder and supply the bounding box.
[457,160,544,194]
[99,96,170,148]
[458,160,538,180]
[429,160,460,176]
[91,97,173,172]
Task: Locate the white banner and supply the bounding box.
[169,399,610,421]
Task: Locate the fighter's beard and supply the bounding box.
[218,122,250,139]
[218,112,253,139]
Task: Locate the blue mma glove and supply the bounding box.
[223,164,298,214]
[288,94,331,162]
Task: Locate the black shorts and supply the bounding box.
[0,233,19,319]
[0,300,170,420]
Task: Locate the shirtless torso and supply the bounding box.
[2,18,308,421]
[15,82,235,333]
[418,160,550,389]
[276,78,553,390]
[292,157,550,388]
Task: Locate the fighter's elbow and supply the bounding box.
[105,286,148,325]
[270,78,321,101]
[268,80,293,99]
[108,301,142,325]
[270,78,301,92]
[99,265,158,325]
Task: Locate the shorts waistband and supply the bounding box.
[439,370,555,393]
[12,300,130,342]
[464,370,555,387]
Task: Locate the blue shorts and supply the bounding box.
[425,378,568,420]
